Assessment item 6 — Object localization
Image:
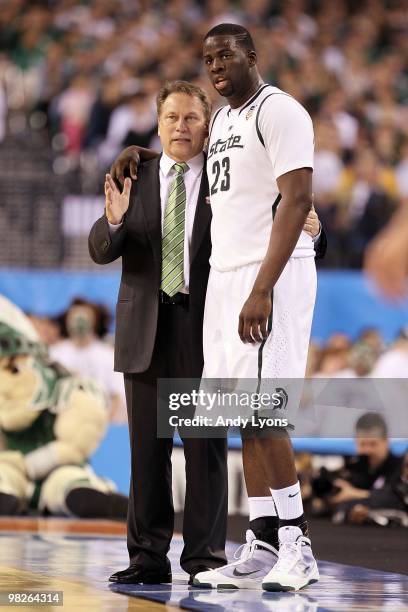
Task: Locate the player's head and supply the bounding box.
[157,80,211,162]
[355,412,389,467]
[203,24,258,101]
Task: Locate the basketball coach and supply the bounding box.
[88,81,228,585]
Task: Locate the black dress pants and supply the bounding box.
[124,301,228,573]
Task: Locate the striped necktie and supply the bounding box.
[161,162,189,296]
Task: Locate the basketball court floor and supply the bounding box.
[0,518,407,611]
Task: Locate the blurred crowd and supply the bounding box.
[0,0,407,268]
[307,326,408,379]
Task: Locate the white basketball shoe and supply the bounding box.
[193,529,278,589]
[262,526,319,592]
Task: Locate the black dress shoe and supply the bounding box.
[109,562,171,584]
[188,565,212,586]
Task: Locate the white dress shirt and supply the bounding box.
[109,151,204,293]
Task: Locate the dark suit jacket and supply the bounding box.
[314,225,327,260]
[88,156,212,374]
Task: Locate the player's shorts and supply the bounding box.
[202,257,317,381]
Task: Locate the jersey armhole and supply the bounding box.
[208,106,224,140]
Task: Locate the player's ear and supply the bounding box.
[247,50,257,66]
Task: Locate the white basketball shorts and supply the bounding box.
[202,257,317,381]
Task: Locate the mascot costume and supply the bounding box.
[0,295,127,519]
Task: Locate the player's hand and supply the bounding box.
[303,206,321,238]
[110,146,141,188]
[104,174,131,225]
[364,215,408,300]
[238,291,272,344]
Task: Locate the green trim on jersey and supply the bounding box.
[255,192,282,388]
[208,106,224,141]
[238,84,269,116]
[256,295,274,393]
[272,193,282,219]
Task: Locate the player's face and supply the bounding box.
[158,93,208,162]
[203,36,254,99]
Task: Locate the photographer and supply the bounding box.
[311,413,402,522]
[347,451,408,526]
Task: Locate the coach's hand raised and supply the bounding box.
[104,174,131,225]
[238,290,272,344]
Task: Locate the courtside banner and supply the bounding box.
[156,378,408,439]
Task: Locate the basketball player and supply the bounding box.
[110,24,321,591]
[193,23,320,591]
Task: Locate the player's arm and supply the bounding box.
[239,169,312,343]
[110,146,159,188]
[364,201,408,299]
[239,97,314,344]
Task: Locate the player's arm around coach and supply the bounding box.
[110,149,327,265]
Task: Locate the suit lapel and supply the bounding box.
[138,156,162,266]
[191,168,211,265]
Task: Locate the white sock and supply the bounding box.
[248,496,277,521]
[270,482,303,521]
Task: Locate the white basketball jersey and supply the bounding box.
[207,84,315,271]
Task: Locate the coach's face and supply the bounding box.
[158,93,208,162]
[203,35,255,100]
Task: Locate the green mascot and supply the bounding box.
[0,295,127,519]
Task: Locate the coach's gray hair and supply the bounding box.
[156,80,212,124]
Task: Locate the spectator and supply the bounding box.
[50,298,126,423]
[357,328,384,355]
[313,334,351,377]
[371,327,408,378]
[82,77,123,150]
[98,87,157,167]
[27,314,62,347]
[313,119,344,200]
[337,148,397,266]
[335,340,379,378]
[56,74,96,155]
